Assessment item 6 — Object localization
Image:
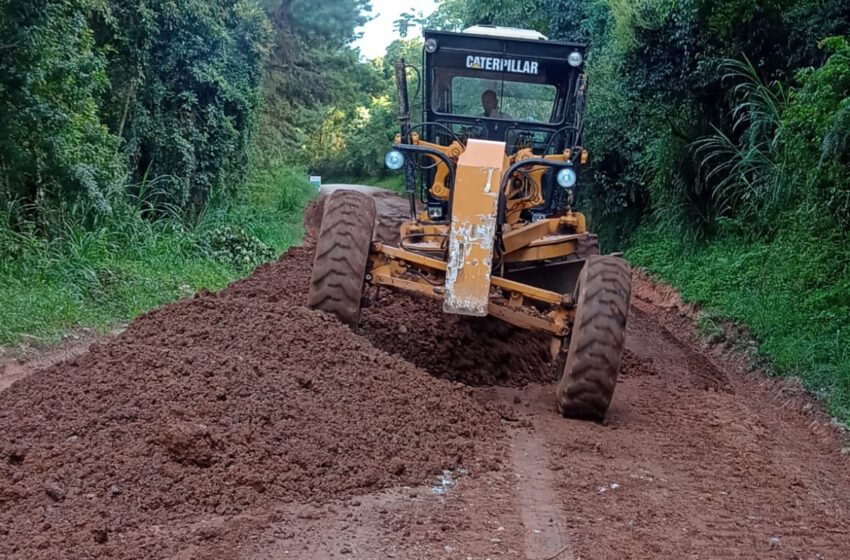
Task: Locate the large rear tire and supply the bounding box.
[307,190,376,328]
[556,255,631,420]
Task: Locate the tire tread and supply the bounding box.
[557,254,631,420]
[306,191,376,327]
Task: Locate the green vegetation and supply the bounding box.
[628,220,849,420]
[0,163,314,345]
[302,38,425,183]
[0,0,365,344]
[0,0,271,218]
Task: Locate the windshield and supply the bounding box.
[450,77,557,122]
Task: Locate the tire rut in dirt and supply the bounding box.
[307,190,376,327]
[557,255,631,420]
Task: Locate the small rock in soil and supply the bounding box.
[44,482,66,502]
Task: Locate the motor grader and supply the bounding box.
[307,26,631,420]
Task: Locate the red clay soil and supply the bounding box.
[360,291,558,386]
[235,285,850,559]
[541,295,850,559]
[2,189,849,560]
[0,236,507,559]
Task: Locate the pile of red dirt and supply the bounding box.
[360,291,559,386]
[0,190,564,559]
[0,249,506,559]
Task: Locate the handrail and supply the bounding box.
[497,158,574,225]
[392,143,457,220]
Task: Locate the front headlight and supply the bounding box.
[424,38,439,54]
[385,150,404,170]
[568,51,583,67]
[557,167,577,188]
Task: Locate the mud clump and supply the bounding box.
[302,197,326,243]
[0,254,504,559]
[162,421,218,468]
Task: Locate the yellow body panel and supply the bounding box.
[395,133,463,200]
[366,137,593,342]
[443,139,507,316]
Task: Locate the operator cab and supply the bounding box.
[406,27,588,220]
[422,26,587,155]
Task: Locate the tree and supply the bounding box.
[260,0,378,157]
[0,0,272,224]
[0,0,119,224]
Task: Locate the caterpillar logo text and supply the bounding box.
[465,55,539,75]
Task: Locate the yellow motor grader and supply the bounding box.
[308,26,631,420]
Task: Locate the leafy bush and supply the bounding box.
[782,37,850,229]
[303,38,424,182]
[198,225,276,270]
[576,0,850,243]
[104,0,271,215]
[0,226,43,261]
[691,57,790,237]
[0,0,121,219]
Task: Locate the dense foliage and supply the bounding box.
[259,0,378,162]
[103,1,272,214]
[0,0,271,226]
[0,1,120,222]
[0,0,344,343]
[303,39,424,180]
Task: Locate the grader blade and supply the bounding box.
[443,140,507,316]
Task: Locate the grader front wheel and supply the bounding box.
[307,190,376,328]
[557,255,631,420]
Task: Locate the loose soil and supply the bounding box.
[1,187,848,559]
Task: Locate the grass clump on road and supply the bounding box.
[627,218,850,423]
[0,165,315,347]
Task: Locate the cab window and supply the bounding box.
[449,76,558,123]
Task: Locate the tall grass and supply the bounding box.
[0,162,315,346]
[691,58,791,236]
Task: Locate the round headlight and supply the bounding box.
[568,51,583,67]
[385,150,405,170]
[557,167,577,188]
[424,38,439,54]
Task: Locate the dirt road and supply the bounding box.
[1,190,848,559]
